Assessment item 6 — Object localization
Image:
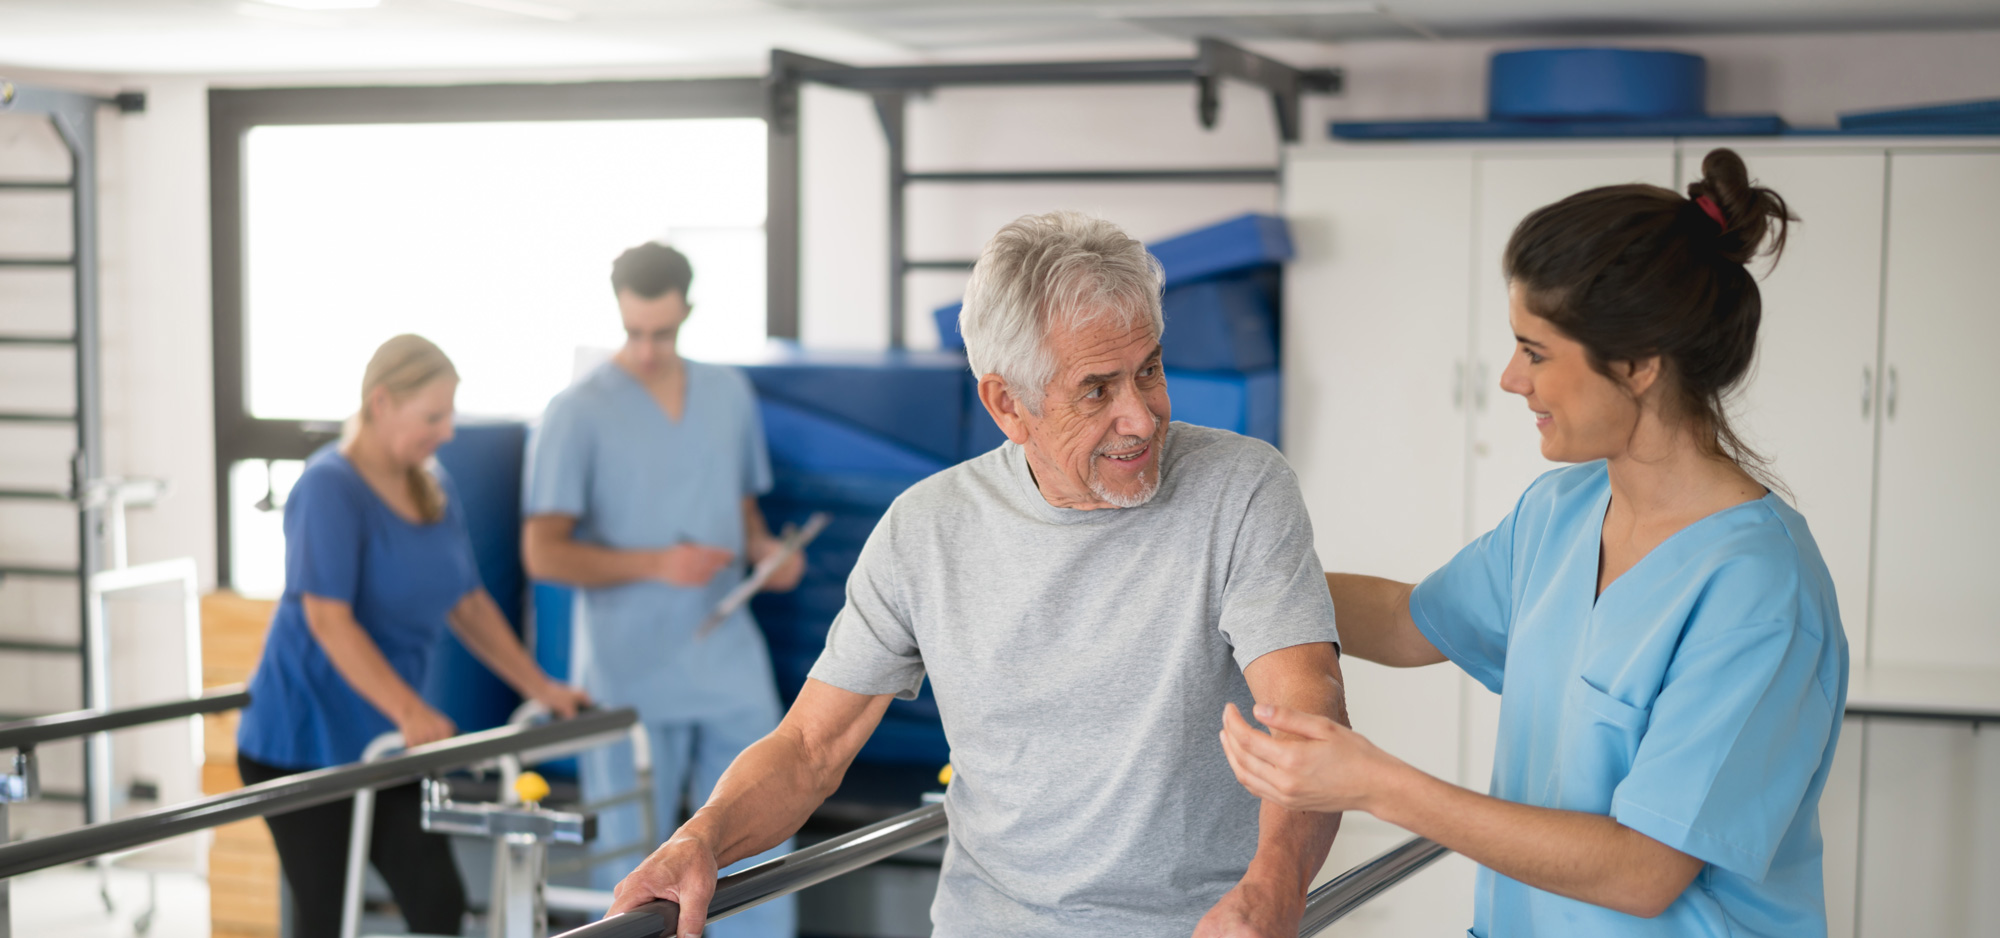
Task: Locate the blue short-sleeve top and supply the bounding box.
[236,446,483,769]
[1410,461,1849,938]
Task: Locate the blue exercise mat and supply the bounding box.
[1162,268,1278,373]
[741,344,971,465]
[427,421,531,733]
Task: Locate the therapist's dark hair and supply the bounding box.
[1503,147,1795,488]
[610,242,693,301]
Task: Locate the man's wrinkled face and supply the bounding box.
[1017,314,1171,510]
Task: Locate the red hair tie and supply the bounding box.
[1695,195,1727,229]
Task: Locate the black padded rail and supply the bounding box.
[0,706,638,880]
[0,685,251,752]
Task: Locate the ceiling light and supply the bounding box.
[257,0,380,9]
[438,0,580,22]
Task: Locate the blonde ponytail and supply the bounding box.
[350,334,457,523]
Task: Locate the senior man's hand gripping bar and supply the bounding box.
[696,511,831,639]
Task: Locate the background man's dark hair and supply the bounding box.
[611,242,693,300]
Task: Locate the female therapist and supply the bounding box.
[1221,148,1849,936]
[236,334,589,938]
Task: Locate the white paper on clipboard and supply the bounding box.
[695,511,831,639]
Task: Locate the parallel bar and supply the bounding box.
[1297,837,1451,936]
[552,802,949,938]
[0,181,72,191]
[905,168,1280,184]
[0,638,80,655]
[0,686,248,752]
[903,259,978,271]
[0,259,74,268]
[0,412,76,423]
[0,707,638,880]
[0,336,76,347]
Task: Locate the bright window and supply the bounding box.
[242,118,768,421]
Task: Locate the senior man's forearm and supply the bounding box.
[1240,643,1349,898]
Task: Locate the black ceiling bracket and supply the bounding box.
[1193,38,1342,144]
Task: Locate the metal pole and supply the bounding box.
[874,92,907,350]
[340,732,404,938]
[491,833,548,938]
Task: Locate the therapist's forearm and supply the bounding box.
[301,596,434,725]
[1325,574,1446,667]
[522,520,659,587]
[1369,768,1702,918]
[447,590,554,698]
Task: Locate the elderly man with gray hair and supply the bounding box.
[608,211,1347,938]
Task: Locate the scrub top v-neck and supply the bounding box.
[523,359,776,725]
[1410,460,1849,938]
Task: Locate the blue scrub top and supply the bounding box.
[523,360,777,725]
[237,447,483,770]
[1411,461,1849,938]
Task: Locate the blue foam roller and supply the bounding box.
[1150,214,1294,289]
[1161,268,1278,372]
[1168,369,1282,447]
[425,421,529,732]
[1490,49,1705,121]
[742,344,970,465]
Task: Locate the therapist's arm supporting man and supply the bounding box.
[605,678,894,938]
[1221,577,1701,919]
[1195,642,1346,938]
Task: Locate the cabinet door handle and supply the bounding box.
[1862,367,1873,419]
[1886,366,1899,419]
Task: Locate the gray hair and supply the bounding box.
[958,211,1165,413]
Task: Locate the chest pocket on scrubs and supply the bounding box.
[1552,676,1652,809]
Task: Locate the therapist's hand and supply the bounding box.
[395,702,458,749]
[1220,702,1406,816]
[654,543,735,587]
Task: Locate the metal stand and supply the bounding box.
[423,775,592,938]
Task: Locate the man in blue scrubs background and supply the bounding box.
[522,242,802,937]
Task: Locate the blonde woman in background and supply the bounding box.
[235,333,589,938]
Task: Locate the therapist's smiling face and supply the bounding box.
[1499,283,1641,463]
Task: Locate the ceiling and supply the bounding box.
[1,0,1997,77]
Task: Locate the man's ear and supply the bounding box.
[976,373,1032,445]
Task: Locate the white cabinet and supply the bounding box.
[1872,152,2000,670]
[1726,150,1886,656]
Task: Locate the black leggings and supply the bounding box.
[238,753,467,938]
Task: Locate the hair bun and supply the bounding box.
[1687,147,1795,267]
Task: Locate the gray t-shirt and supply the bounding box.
[809,422,1340,938]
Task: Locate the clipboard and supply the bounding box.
[695,511,831,639]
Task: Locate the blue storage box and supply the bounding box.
[761,399,951,479]
[1162,268,1277,373]
[741,344,970,465]
[1169,369,1282,447]
[427,421,530,733]
[1151,213,1294,289]
[1490,49,1704,121]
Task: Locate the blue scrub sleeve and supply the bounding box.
[1408,504,1518,694]
[524,396,591,518]
[1610,559,1838,882]
[284,467,365,604]
[736,370,774,498]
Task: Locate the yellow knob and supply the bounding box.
[514,771,551,805]
[937,764,953,786]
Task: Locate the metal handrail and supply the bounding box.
[551,802,950,938]
[0,706,638,880]
[0,684,249,752]
[1298,837,1452,936]
[550,805,1451,938]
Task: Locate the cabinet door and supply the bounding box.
[1873,151,2000,669]
[1855,716,2000,937]
[1284,151,1478,938]
[1466,149,1679,536]
[1720,149,1885,659]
